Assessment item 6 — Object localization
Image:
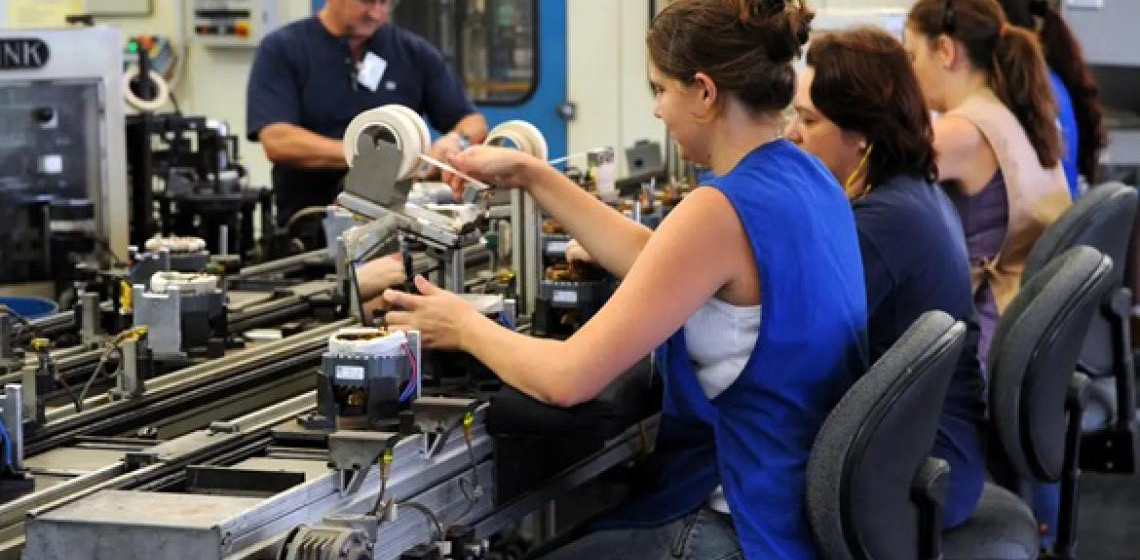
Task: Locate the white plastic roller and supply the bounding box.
[343,104,432,181]
[485,120,548,161]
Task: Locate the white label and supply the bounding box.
[335,365,366,381]
[39,154,63,175]
[1066,0,1104,8]
[553,290,577,304]
[358,52,388,92]
[546,240,568,254]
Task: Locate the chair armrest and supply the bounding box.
[912,456,951,560]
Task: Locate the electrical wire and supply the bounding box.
[55,372,83,412]
[399,500,445,542]
[398,342,419,403]
[3,307,43,339]
[75,328,144,410]
[0,418,14,468]
[370,447,395,516]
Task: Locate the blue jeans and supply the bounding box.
[539,507,742,560]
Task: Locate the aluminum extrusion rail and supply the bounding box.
[25,319,352,455]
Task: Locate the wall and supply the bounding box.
[566,0,912,176]
[566,0,661,176]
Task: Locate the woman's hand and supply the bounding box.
[355,253,406,300]
[565,238,595,265]
[445,145,544,200]
[382,275,484,349]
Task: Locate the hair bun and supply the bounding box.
[738,0,786,26]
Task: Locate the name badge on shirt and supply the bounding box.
[357,51,388,92]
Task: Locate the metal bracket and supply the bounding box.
[328,430,401,495]
[109,336,150,400]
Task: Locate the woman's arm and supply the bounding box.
[933,115,999,195]
[447,147,653,278]
[384,187,753,406]
[525,164,653,278]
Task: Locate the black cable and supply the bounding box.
[347,260,369,327]
[75,346,123,410]
[371,465,389,516]
[399,500,445,542]
[168,90,182,116]
[54,370,83,412]
[4,307,43,339]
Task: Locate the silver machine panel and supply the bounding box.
[0,26,129,262]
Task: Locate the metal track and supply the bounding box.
[26,320,351,454]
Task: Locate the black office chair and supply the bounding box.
[944,246,1115,560]
[807,310,966,560]
[1022,182,1139,473]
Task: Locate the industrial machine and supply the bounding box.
[126,112,274,259]
[0,26,129,290]
[0,95,662,560]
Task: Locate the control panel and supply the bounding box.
[189,0,282,48]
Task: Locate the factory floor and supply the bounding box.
[1078,471,1140,558]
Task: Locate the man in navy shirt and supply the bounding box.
[247,0,487,225]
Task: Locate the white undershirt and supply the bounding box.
[683,297,762,514]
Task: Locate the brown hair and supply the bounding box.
[998,0,1106,181]
[647,0,814,114]
[806,27,939,187]
[909,0,1061,169]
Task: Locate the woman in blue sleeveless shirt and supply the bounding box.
[786,27,986,529]
[383,1,868,558]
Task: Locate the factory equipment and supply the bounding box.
[132,270,227,361]
[188,0,287,48]
[0,27,129,288]
[337,105,488,295]
[126,112,273,259]
[301,327,422,432]
[532,219,612,338]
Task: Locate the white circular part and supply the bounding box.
[328,327,409,357]
[123,67,170,112]
[145,234,207,253]
[343,105,431,181]
[150,271,217,294]
[485,120,548,161]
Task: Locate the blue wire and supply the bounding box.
[397,342,418,403]
[498,313,515,330]
[0,418,13,468]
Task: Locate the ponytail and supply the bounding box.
[910,0,1063,170]
[990,23,1061,169]
[1039,8,1107,181]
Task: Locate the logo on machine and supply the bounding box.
[0,38,50,70]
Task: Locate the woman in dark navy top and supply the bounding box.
[787,27,986,529]
[381,1,868,558]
